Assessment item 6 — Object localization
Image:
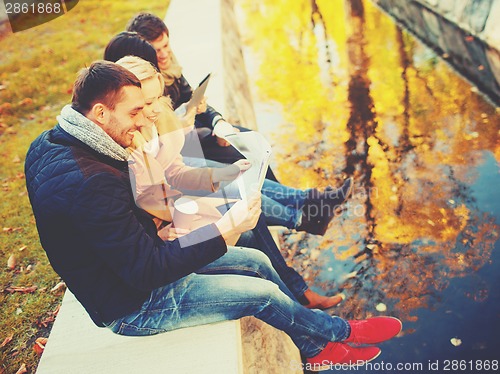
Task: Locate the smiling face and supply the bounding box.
[101,85,146,147]
[140,76,163,125]
[150,32,172,71]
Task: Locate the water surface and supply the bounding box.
[238,0,499,371]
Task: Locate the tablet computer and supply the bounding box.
[186,73,211,112]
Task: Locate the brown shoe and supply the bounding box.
[301,289,345,310]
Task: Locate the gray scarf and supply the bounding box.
[57,105,129,161]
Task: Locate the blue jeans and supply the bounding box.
[236,213,308,300]
[260,179,306,228]
[182,157,306,229]
[105,247,350,357]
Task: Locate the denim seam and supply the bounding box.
[268,303,337,344]
[144,300,268,313]
[197,265,268,280]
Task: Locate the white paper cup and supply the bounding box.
[173,197,199,230]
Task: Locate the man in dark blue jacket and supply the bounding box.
[25,61,401,367]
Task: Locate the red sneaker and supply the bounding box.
[306,342,381,370]
[345,316,402,345]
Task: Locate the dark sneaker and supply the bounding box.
[296,177,353,235]
[324,177,353,206]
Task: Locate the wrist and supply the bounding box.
[212,116,224,129]
[215,221,240,242]
[213,121,235,138]
[211,168,221,183]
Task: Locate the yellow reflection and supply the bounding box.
[239,0,500,321]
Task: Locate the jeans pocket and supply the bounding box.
[117,322,164,336]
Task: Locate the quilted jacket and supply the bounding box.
[25,124,227,326]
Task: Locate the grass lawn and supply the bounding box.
[0,1,169,372]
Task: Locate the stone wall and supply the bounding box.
[371,0,500,105]
[220,0,258,129]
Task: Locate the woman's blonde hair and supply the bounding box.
[116,55,186,135]
[115,55,165,88]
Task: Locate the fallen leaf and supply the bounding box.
[5,286,37,294]
[7,254,17,269]
[450,338,462,346]
[15,363,27,374]
[18,98,33,106]
[38,315,55,328]
[0,103,13,115]
[18,246,27,252]
[3,227,22,233]
[12,155,21,163]
[16,308,22,315]
[0,334,13,348]
[376,303,387,312]
[33,337,48,355]
[50,281,66,294]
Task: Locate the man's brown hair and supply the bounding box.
[126,12,169,41]
[71,60,141,115]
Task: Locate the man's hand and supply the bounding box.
[212,159,251,183]
[215,192,261,243]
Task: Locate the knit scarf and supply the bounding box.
[57,105,129,161]
[160,52,183,87]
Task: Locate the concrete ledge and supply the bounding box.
[36,291,244,374]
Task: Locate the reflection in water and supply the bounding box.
[239,0,499,361]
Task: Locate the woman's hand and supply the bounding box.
[129,130,148,151]
[212,159,251,183]
[196,96,207,114]
[175,103,197,129]
[157,223,191,241]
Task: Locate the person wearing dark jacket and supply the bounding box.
[126,12,281,182]
[25,61,401,367]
